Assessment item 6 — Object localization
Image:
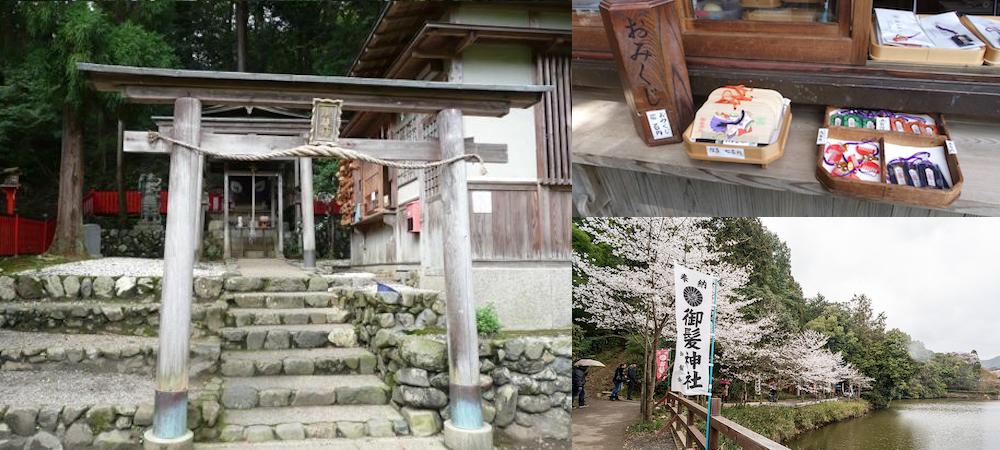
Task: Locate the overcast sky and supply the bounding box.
[759,217,1000,359]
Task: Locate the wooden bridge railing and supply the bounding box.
[659,391,790,450]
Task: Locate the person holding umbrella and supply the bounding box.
[573,359,605,408]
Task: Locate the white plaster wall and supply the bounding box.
[397,179,419,204]
[420,263,572,331]
[461,44,538,183]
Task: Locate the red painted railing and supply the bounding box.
[0,215,56,256]
[83,190,228,216]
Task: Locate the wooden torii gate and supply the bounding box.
[77,63,549,450]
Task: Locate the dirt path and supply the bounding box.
[572,397,641,449]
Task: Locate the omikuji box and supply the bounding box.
[683,105,792,168]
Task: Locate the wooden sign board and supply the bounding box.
[310,98,343,145]
[600,0,694,146]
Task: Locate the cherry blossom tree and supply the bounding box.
[573,217,778,419]
[770,330,872,397]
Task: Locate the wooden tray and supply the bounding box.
[683,105,792,168]
[823,106,949,139]
[869,26,986,66]
[961,15,1000,65]
[815,127,963,208]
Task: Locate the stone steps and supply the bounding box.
[218,405,406,442]
[226,307,350,327]
[220,348,376,377]
[229,292,339,309]
[195,437,447,449]
[221,375,389,409]
[219,324,356,350]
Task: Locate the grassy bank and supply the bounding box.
[0,255,84,274]
[720,399,871,448]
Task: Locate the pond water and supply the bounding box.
[786,399,1000,450]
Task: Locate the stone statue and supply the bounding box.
[138,173,163,224]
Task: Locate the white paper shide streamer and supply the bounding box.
[671,264,716,396]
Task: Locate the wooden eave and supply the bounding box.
[348,1,570,78]
[343,23,571,137]
[77,63,548,117]
[348,2,446,79]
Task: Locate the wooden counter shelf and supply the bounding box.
[572,87,1000,216]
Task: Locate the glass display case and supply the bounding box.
[677,0,872,64]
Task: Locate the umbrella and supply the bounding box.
[574,359,606,367]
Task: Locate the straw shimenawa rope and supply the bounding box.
[147,131,488,174]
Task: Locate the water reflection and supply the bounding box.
[787,399,1000,450]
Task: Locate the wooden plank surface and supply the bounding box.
[572,87,1000,216]
[572,58,1000,118]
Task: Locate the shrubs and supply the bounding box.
[720,399,871,447]
[476,303,502,335]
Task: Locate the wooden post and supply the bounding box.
[117,118,126,227]
[277,174,284,256]
[145,97,200,448]
[193,154,205,259]
[223,170,230,259]
[299,157,316,268]
[439,107,491,450]
[709,397,721,450]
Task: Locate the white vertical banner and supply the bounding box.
[671,264,717,396]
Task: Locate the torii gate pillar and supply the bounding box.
[144,97,200,450]
[439,107,492,449]
[299,157,316,268]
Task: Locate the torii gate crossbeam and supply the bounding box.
[78,63,548,450]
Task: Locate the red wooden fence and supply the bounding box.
[82,190,338,217]
[0,215,56,256]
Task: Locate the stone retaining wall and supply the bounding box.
[343,287,571,442]
[0,339,220,378]
[101,227,166,259]
[0,379,223,449]
[0,301,226,337]
[0,273,372,304]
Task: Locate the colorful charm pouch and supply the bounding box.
[822,139,881,182]
[883,143,953,189]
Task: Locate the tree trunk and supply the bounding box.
[640,336,651,420]
[50,104,85,256]
[645,340,656,421]
[235,0,248,72]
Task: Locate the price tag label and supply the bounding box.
[721,139,752,147]
[706,146,746,160]
[945,140,957,155]
[816,128,829,145]
[645,109,673,140]
[875,117,891,131]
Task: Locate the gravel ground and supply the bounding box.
[30,257,226,278]
[0,329,157,350]
[624,432,680,450]
[496,437,572,450]
[0,368,154,406]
